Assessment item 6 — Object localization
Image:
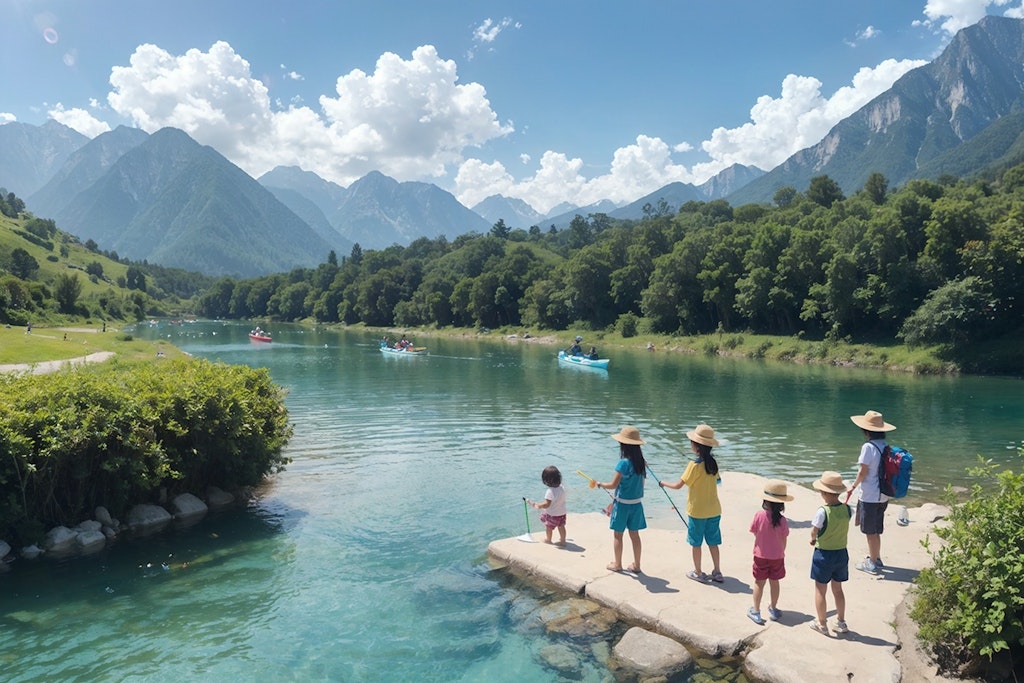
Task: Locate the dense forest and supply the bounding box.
[0,187,216,325]
[196,169,1024,372]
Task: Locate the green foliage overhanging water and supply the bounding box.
[0,357,292,545]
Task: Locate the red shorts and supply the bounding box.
[752,556,786,581]
[540,512,566,529]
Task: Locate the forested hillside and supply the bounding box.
[197,168,1024,373]
[0,188,215,325]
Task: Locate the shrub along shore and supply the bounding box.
[0,353,293,560]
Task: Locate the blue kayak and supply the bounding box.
[558,350,609,369]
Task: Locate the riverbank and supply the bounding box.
[489,471,960,682]
[357,323,962,375]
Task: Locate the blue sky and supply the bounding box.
[3,0,1023,213]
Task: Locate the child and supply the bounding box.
[660,424,723,583]
[748,480,793,625]
[809,471,852,636]
[593,426,647,573]
[526,466,567,545]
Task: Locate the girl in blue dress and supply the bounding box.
[594,426,647,573]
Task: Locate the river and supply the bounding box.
[1,322,1020,682]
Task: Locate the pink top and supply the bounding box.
[749,508,789,560]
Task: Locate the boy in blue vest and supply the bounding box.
[809,471,851,636]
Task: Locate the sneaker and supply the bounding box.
[855,558,879,575]
[747,608,765,625]
[874,558,884,568]
[809,620,830,636]
[834,619,849,633]
[767,606,782,621]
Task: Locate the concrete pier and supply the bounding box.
[488,471,948,683]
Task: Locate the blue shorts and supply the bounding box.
[810,547,849,584]
[686,515,722,547]
[609,502,647,532]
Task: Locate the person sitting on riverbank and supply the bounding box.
[809,471,852,636]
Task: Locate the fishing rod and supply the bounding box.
[645,462,689,528]
[576,469,614,515]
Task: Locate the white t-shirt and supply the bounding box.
[857,439,889,503]
[545,485,567,516]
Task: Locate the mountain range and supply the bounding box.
[4,16,1024,276]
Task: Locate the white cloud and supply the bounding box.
[691,58,926,183]
[922,0,1013,34]
[473,17,514,44]
[48,103,111,137]
[0,113,16,124]
[106,41,512,184]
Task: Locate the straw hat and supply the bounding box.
[686,424,719,447]
[611,425,646,445]
[762,479,794,502]
[850,410,896,432]
[812,471,848,494]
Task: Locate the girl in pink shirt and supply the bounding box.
[748,480,793,625]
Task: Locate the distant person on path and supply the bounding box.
[660,424,724,583]
[526,466,567,546]
[25,322,31,334]
[847,410,897,575]
[566,335,583,356]
[593,425,647,573]
[809,471,852,636]
[747,480,793,625]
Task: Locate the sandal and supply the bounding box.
[710,570,724,583]
[606,563,623,572]
[626,564,642,574]
[687,570,709,583]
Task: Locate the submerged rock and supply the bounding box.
[171,493,208,526]
[126,504,172,536]
[206,486,235,510]
[539,597,618,638]
[538,643,582,679]
[612,627,693,679]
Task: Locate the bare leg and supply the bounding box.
[557,525,566,545]
[691,545,703,574]
[769,578,781,609]
[831,581,846,622]
[867,533,881,564]
[608,531,624,570]
[709,544,721,574]
[627,530,642,571]
[544,527,553,544]
[813,581,828,626]
[752,578,765,611]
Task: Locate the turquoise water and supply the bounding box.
[1,322,1021,681]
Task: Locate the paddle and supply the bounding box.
[517,497,536,542]
[646,463,689,528]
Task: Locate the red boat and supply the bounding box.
[249,328,272,342]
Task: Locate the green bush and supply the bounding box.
[0,358,292,544]
[911,453,1024,673]
[617,312,639,338]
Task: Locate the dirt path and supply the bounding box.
[0,352,116,375]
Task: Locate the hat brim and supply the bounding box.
[611,434,646,445]
[849,415,897,431]
[812,480,847,494]
[762,492,794,502]
[687,431,719,447]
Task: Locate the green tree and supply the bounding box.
[773,186,798,208]
[863,172,889,205]
[807,175,844,208]
[490,218,510,239]
[53,272,83,313]
[9,248,39,279]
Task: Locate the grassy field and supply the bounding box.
[0,323,183,366]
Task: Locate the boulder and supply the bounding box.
[75,529,107,555]
[43,526,78,556]
[539,598,618,638]
[95,506,114,526]
[0,540,10,560]
[537,643,581,678]
[612,627,693,679]
[74,520,102,534]
[171,493,208,524]
[206,486,235,510]
[126,504,172,536]
[20,544,42,560]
